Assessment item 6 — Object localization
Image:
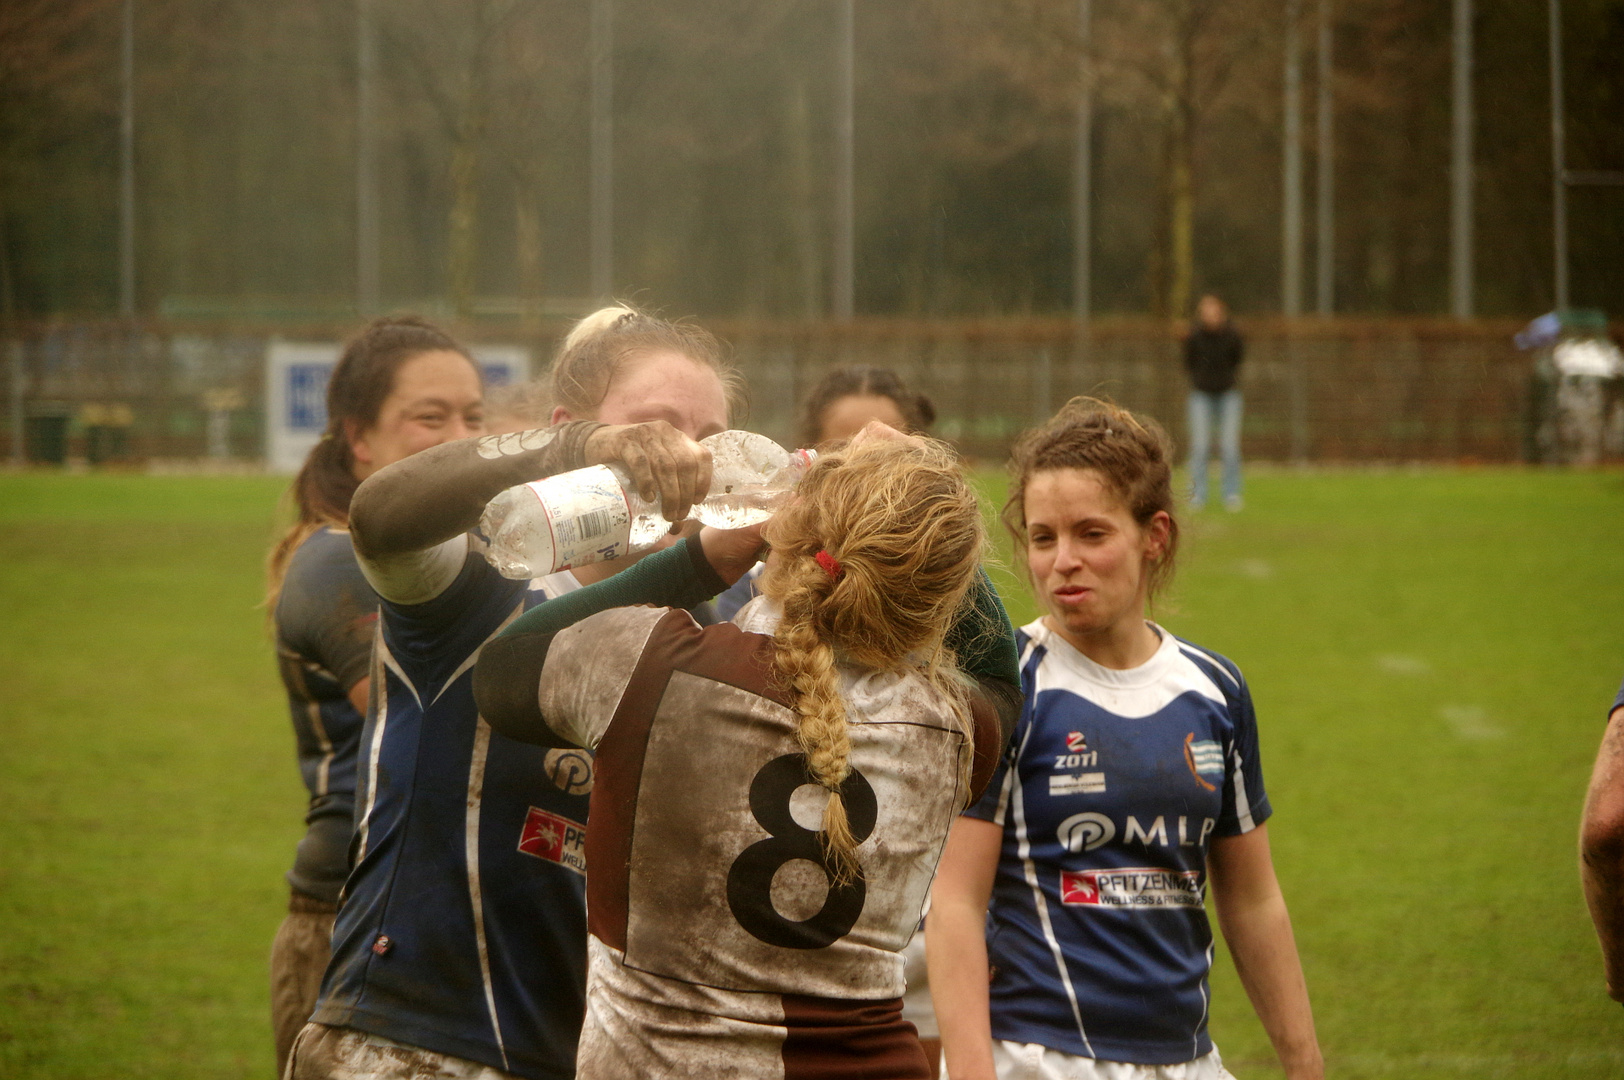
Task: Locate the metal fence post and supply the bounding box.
[1033,345,1052,423]
[8,338,24,466]
[1289,335,1310,462]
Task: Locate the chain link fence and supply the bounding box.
[3,316,1608,469]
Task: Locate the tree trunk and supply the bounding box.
[448,115,481,318]
[1168,105,1195,322]
[515,184,543,329]
[785,77,822,320]
[1166,6,1196,322]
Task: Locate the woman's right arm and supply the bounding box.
[1582,701,1624,1000]
[473,525,764,750]
[348,419,712,604]
[926,816,1004,1080]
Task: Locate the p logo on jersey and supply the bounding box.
[544,748,595,796]
[518,807,587,875]
[1056,811,1115,853]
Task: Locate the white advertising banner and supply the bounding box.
[264,341,530,473]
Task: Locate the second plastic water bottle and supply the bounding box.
[479,429,814,579]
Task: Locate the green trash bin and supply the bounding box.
[25,408,71,465]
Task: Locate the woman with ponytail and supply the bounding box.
[927,398,1321,1080]
[266,316,484,1075]
[473,427,1022,1079]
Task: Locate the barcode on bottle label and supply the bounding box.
[575,509,613,540]
[533,465,633,571]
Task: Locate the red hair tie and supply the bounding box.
[815,549,843,580]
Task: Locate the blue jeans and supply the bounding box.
[1187,389,1243,506]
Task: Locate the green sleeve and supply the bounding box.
[497,535,727,641]
[945,569,1023,746]
[946,568,1020,689]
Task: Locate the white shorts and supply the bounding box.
[982,1041,1238,1080]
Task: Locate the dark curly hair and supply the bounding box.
[1004,397,1180,603]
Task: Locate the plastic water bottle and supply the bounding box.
[479,430,815,579]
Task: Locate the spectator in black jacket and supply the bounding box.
[1183,293,1246,510]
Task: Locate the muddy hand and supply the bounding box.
[584,421,714,522]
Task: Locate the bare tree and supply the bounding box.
[903,0,1273,318]
[0,0,118,317]
[1098,0,1276,318]
[386,0,529,316]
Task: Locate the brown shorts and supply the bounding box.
[286,1023,525,1080]
[270,890,338,1079]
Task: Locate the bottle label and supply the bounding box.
[528,465,633,570]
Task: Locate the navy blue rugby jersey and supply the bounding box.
[275,527,378,904]
[315,555,594,1080]
[965,619,1271,1066]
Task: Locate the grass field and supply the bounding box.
[1,467,1622,1078]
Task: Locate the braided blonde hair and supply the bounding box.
[758,437,985,884]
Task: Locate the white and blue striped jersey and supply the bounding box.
[964,619,1271,1066]
[314,556,593,1079]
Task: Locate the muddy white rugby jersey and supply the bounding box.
[527,598,1005,1079]
[965,620,1271,1066]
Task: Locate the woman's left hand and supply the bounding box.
[699,522,769,586]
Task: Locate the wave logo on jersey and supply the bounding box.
[1184,734,1223,792]
[518,807,587,875]
[1061,868,1203,908]
[1056,812,1115,853]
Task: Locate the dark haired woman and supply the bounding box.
[928,399,1322,1080]
[714,365,936,624]
[266,316,484,1074]
[796,364,936,449]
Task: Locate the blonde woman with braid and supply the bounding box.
[474,428,1022,1079]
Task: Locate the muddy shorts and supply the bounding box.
[285,1023,528,1080]
[271,890,338,1078]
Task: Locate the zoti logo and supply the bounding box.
[1066,731,1088,753]
[1056,812,1115,853]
